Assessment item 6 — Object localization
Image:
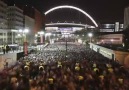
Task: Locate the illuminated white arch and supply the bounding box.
[45,5,98,27]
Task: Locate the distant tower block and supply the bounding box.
[124,7,129,29]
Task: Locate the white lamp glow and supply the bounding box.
[19,29,23,33]
[38,31,45,35]
[24,29,29,33]
[88,33,93,37]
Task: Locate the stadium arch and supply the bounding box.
[44,5,98,27]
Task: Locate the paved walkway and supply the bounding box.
[0,50,23,55]
[0,50,23,71]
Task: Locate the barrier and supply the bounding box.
[90,43,115,60]
[90,43,129,67]
[0,52,23,71]
[0,53,16,71]
[17,52,24,60]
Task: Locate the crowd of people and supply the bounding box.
[0,43,129,90]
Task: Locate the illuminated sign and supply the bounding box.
[59,28,73,34]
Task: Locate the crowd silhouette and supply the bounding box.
[0,43,129,90]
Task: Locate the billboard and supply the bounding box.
[59,28,73,34]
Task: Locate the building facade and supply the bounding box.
[0,1,8,45]
[24,15,35,44]
[100,22,123,32]
[6,6,24,44]
[0,1,44,45]
[124,6,129,29]
[0,0,8,29]
[7,6,24,30]
[97,34,123,45]
[0,29,8,45]
[15,15,35,45]
[34,9,44,33]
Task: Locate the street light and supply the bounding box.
[35,34,38,37]
[53,34,56,37]
[17,34,21,37]
[19,29,23,33]
[38,31,45,35]
[111,39,114,42]
[24,29,29,33]
[45,33,52,36]
[88,33,93,43]
[18,29,29,42]
[111,39,114,44]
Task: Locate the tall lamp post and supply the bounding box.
[88,33,93,43]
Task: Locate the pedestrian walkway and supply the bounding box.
[0,50,23,71]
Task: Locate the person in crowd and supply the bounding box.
[2,45,6,54]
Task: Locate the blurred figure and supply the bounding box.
[2,45,5,54]
[6,45,10,53]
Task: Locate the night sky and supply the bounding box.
[5,0,129,23]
